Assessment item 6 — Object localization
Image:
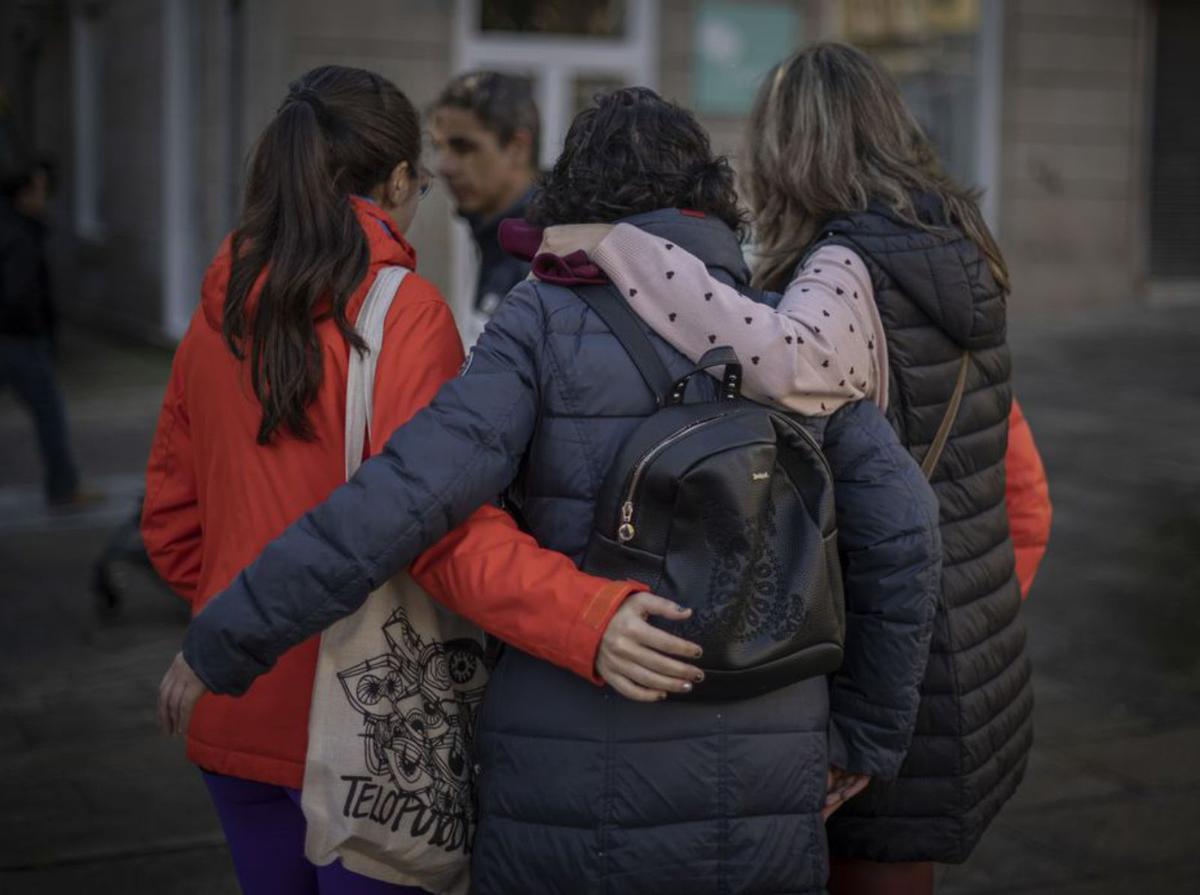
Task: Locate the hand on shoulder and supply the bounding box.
[537,223,616,260]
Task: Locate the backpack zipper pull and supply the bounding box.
[618,501,635,543]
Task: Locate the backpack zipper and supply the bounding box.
[616,413,831,544]
[617,415,724,543]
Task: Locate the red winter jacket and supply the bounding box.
[1005,398,1052,597]
[141,199,637,789]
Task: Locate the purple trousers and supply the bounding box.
[202,772,430,895]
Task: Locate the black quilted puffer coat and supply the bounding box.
[820,194,1033,864]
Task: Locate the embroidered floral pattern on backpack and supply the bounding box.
[677,491,809,644]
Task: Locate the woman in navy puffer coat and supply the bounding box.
[180,89,942,894]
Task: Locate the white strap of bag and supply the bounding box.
[344,266,409,481]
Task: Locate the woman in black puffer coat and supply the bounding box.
[745,45,1033,892]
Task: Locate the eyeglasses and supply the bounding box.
[417,165,434,202]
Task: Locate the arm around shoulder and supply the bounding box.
[183,281,548,695]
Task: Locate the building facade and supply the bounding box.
[2,0,1194,342]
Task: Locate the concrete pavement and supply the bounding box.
[0,329,235,892]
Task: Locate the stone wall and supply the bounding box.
[998,0,1150,313]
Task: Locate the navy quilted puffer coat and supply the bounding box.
[185,210,942,894]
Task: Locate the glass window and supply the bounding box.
[840,0,982,186]
[571,73,629,116]
[479,0,627,38]
[693,0,800,116]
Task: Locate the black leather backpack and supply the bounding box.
[577,284,845,701]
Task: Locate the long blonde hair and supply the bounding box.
[745,42,1009,293]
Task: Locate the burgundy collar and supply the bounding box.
[498,219,608,286]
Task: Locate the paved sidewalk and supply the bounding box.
[937,305,1200,893]
[0,328,236,892]
[1,307,1199,893]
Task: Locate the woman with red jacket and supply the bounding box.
[141,66,701,895]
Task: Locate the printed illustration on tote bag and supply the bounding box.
[335,605,488,852]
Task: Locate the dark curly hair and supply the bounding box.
[527,87,745,234]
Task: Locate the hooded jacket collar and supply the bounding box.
[501,208,750,290]
[823,193,1005,350]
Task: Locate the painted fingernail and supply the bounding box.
[682,682,693,692]
[694,673,705,683]
[694,648,704,658]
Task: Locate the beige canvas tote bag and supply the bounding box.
[301,266,488,895]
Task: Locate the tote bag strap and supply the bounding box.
[920,350,971,480]
[344,266,410,480]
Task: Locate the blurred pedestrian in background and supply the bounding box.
[428,71,539,343]
[0,155,96,507]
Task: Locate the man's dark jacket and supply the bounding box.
[466,188,532,317]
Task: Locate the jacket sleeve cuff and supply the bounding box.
[182,628,233,695]
[182,598,268,697]
[828,717,851,770]
[827,712,908,781]
[561,580,645,685]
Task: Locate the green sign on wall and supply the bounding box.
[693,1,800,116]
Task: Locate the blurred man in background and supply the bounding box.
[0,156,95,507]
[429,70,539,342]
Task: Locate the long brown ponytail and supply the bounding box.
[224,65,420,444]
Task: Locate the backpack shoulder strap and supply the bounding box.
[921,350,970,479]
[345,266,409,480]
[575,283,674,406]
